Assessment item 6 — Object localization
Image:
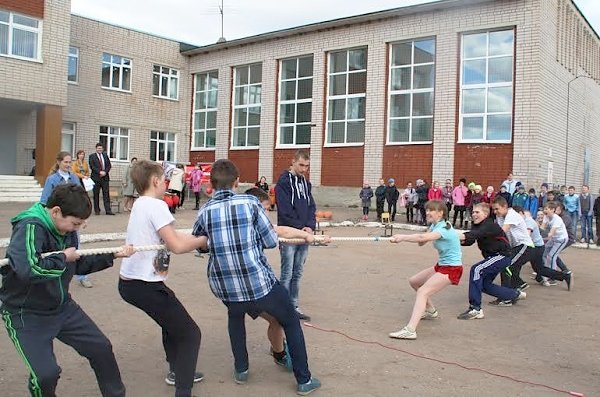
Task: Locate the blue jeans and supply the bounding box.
[279,243,309,308]
[568,211,579,239]
[224,283,311,384]
[580,213,594,241]
[469,255,518,310]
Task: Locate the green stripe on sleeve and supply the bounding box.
[25,224,65,278]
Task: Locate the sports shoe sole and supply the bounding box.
[457,311,484,320]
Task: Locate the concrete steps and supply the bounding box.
[0,175,43,202]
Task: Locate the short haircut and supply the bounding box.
[568,185,575,190]
[492,196,508,207]
[210,159,239,190]
[544,201,559,210]
[294,149,310,161]
[131,160,163,193]
[512,205,524,214]
[46,184,92,219]
[95,142,103,148]
[473,203,490,216]
[245,187,269,202]
[459,178,466,184]
[582,184,589,189]
[556,201,565,211]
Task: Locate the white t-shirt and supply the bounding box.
[120,196,175,282]
[496,208,534,247]
[543,214,569,241]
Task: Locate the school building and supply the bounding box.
[1,0,599,198]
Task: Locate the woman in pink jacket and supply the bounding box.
[451,178,468,228]
[190,162,204,210]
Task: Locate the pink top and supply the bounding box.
[452,185,468,206]
[190,169,203,193]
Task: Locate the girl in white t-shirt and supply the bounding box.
[542,202,569,272]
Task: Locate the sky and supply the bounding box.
[70,0,600,47]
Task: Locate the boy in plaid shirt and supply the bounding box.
[192,159,321,395]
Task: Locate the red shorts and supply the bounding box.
[434,264,463,285]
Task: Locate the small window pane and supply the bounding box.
[487,114,512,140]
[488,56,513,83]
[282,59,297,80]
[463,33,487,58]
[0,25,8,54]
[462,88,485,114]
[462,117,484,140]
[389,119,410,142]
[328,122,345,143]
[391,67,411,91]
[348,72,367,94]
[207,90,218,108]
[297,79,312,99]
[122,68,131,91]
[280,126,294,144]
[236,67,249,85]
[298,56,313,78]
[390,94,410,118]
[331,51,347,73]
[249,64,262,84]
[463,59,486,85]
[392,42,412,66]
[348,49,366,71]
[248,85,262,104]
[296,102,312,123]
[347,97,365,120]
[281,81,296,101]
[280,104,295,124]
[152,75,160,96]
[12,29,37,58]
[414,39,435,64]
[0,11,9,22]
[235,87,248,105]
[487,87,512,113]
[247,127,260,146]
[234,108,247,127]
[234,128,246,146]
[206,111,217,129]
[328,99,346,121]
[206,130,216,147]
[248,107,261,125]
[347,121,364,143]
[101,65,110,87]
[489,30,514,56]
[413,64,434,89]
[412,118,433,141]
[296,124,311,144]
[154,65,161,73]
[412,92,433,116]
[329,74,346,96]
[13,15,38,28]
[209,72,218,89]
[194,130,205,147]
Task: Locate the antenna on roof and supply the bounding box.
[217,0,226,43]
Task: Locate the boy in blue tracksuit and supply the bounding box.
[0,184,132,397]
[275,150,317,321]
[524,188,539,215]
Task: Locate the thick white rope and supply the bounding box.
[0,237,393,266]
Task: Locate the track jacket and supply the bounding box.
[275,171,316,230]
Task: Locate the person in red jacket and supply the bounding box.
[482,186,496,204]
[428,181,443,201]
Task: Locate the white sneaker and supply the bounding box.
[515,290,526,301]
[580,238,586,243]
[389,326,417,340]
[79,279,93,288]
[420,308,439,320]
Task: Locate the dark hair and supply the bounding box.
[131,160,163,193]
[245,187,269,202]
[528,188,536,194]
[95,142,103,148]
[210,159,239,190]
[556,202,565,211]
[512,205,524,214]
[492,196,508,207]
[46,184,92,219]
[131,157,138,162]
[544,201,559,210]
[459,178,466,184]
[568,185,575,190]
[294,149,310,161]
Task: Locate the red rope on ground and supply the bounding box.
[303,322,585,397]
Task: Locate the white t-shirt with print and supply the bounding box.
[120,196,175,282]
[496,208,534,247]
[542,214,569,241]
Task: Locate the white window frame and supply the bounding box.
[192,71,218,150]
[277,55,313,148]
[150,131,177,162]
[0,10,42,61]
[231,63,262,149]
[387,38,435,145]
[101,53,132,92]
[99,126,129,161]
[61,122,76,155]
[458,29,514,143]
[325,47,367,147]
[68,46,78,84]
[153,64,179,100]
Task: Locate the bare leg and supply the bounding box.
[407,271,452,330]
[408,267,437,312]
[260,313,284,352]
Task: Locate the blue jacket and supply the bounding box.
[524,195,538,215]
[563,194,579,214]
[275,171,316,231]
[40,172,80,205]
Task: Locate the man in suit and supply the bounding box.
[89,142,115,215]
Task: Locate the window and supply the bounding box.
[61,122,75,154]
[388,38,435,143]
[153,65,179,100]
[0,10,41,60]
[150,131,176,162]
[99,126,129,161]
[278,56,313,146]
[232,64,262,148]
[459,29,514,142]
[68,46,78,83]
[101,53,131,91]
[326,48,367,145]
[193,71,218,149]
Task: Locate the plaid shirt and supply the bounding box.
[192,189,279,302]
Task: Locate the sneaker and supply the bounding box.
[580,238,586,243]
[165,371,205,386]
[457,308,484,320]
[420,308,439,320]
[517,282,530,291]
[564,272,573,291]
[489,299,513,307]
[513,290,526,302]
[388,326,417,340]
[543,280,559,286]
[233,369,248,385]
[297,377,321,395]
[529,272,537,280]
[296,308,311,321]
[272,341,293,371]
[79,279,93,288]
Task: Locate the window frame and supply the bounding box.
[150,130,177,162]
[192,71,218,150]
[99,126,130,161]
[152,64,179,100]
[387,38,436,145]
[68,46,79,84]
[325,47,368,147]
[231,63,262,149]
[276,55,314,148]
[101,52,132,92]
[0,10,42,62]
[458,28,515,144]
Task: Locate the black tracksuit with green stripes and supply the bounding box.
[0,203,125,397]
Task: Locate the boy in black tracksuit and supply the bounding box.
[0,184,132,397]
[457,203,523,320]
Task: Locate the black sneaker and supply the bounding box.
[165,371,204,386]
[295,308,311,321]
[517,282,529,291]
[564,272,573,291]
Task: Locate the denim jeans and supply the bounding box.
[580,213,594,241]
[568,211,579,239]
[224,283,311,384]
[279,243,309,308]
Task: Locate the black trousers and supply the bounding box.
[376,200,385,220]
[501,245,535,289]
[1,300,125,397]
[387,201,397,221]
[92,176,111,214]
[119,279,201,397]
[530,245,568,281]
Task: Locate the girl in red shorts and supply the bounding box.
[388,200,463,340]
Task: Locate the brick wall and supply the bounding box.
[453,144,512,188]
[382,145,433,186]
[228,150,259,183]
[189,151,216,165]
[0,0,44,18]
[321,146,364,187]
[272,148,297,184]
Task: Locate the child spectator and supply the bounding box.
[415,179,429,226]
[451,178,468,228]
[192,159,321,395]
[190,163,204,210]
[403,182,417,224]
[442,179,454,216]
[375,179,386,222]
[385,179,400,222]
[119,160,206,396]
[511,184,528,208]
[0,184,133,396]
[359,181,374,221]
[427,181,443,201]
[497,185,512,207]
[524,188,539,215]
[464,182,475,230]
[538,183,549,208]
[482,186,496,204]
